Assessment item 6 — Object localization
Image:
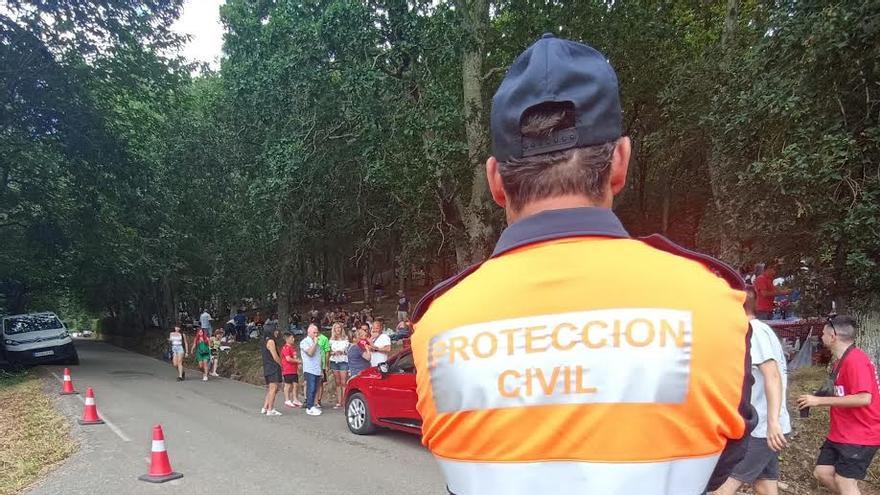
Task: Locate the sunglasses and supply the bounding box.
[826,313,839,336]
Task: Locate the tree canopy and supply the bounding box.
[2,0,878,325]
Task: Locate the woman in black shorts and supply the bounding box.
[260,326,283,416]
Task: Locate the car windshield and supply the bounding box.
[4,315,63,335]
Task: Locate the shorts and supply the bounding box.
[330,361,349,371]
[817,439,879,480]
[264,370,281,384]
[282,374,299,384]
[171,345,184,355]
[730,436,781,483]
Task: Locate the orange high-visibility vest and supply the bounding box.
[411,207,754,495]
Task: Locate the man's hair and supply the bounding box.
[497,102,616,212]
[375,317,384,325]
[744,285,757,315]
[829,315,858,342]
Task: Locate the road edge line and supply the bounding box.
[50,371,132,442]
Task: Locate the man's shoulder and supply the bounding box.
[845,348,873,369]
[750,318,775,335]
[411,261,484,323]
[755,273,772,287]
[637,234,745,290]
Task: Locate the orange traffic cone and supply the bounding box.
[77,387,104,425]
[139,425,183,483]
[60,368,78,395]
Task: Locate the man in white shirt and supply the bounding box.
[300,324,323,416]
[714,286,790,495]
[368,318,392,366]
[199,309,213,332]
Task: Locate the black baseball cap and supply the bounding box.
[490,33,623,162]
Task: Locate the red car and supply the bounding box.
[344,348,421,435]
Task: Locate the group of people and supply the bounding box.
[166,318,224,382]
[167,305,404,412]
[259,318,393,417]
[307,290,409,330]
[710,287,880,495]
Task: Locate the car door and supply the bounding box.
[373,351,419,426]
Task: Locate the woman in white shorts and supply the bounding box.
[169,325,189,381]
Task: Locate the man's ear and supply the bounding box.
[486,157,507,208]
[609,136,631,196]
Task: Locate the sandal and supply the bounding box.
[333,403,342,409]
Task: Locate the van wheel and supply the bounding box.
[65,351,79,366]
[346,393,376,435]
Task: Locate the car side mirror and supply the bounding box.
[378,362,389,378]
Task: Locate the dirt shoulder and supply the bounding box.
[0,370,76,495]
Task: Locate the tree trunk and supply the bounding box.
[457,0,496,268]
[661,190,670,235]
[277,286,290,335]
[397,259,406,292]
[161,275,176,330]
[362,270,371,305]
[722,0,740,50]
[705,0,741,259]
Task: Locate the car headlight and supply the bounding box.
[4,339,15,346]
[59,331,69,339]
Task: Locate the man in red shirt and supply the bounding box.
[798,315,880,495]
[753,264,790,319]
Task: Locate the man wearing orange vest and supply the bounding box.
[411,33,755,495]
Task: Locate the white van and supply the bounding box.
[1,312,79,365]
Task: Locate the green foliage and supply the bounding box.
[3,0,878,323]
[705,0,880,307]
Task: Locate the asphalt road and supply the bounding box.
[27,339,444,495]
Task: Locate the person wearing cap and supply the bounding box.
[410,33,754,495]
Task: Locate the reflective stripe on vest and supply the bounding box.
[439,454,720,495]
[427,308,692,413]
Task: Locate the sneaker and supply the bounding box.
[306,407,322,416]
[292,399,303,408]
[284,400,296,408]
[210,372,220,377]
[202,376,208,381]
[260,407,267,414]
[176,376,183,382]
[266,409,282,416]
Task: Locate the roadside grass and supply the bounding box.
[0,369,76,495]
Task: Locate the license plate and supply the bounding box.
[33,350,54,357]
